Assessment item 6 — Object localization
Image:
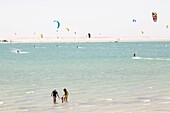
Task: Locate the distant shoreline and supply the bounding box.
[1,37,170,43]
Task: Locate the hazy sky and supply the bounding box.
[0,0,170,38]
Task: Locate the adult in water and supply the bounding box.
[51,90,60,104]
[61,88,69,103]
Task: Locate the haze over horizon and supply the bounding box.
[0,0,170,38]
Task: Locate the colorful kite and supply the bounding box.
[53,20,60,32]
[132,19,136,22]
[152,12,157,22]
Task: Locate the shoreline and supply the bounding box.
[1,37,170,43]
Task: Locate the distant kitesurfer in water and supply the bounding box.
[51,90,60,104]
[133,53,136,57]
[17,50,20,53]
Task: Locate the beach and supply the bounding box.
[1,37,170,43]
[1,0,170,112]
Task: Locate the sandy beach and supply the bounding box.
[1,37,170,43]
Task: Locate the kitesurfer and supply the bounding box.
[133,53,136,57]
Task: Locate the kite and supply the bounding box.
[66,28,70,31]
[166,25,168,28]
[152,12,157,22]
[132,19,136,22]
[53,20,60,30]
[41,34,43,38]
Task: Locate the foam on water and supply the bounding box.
[132,57,170,61]
[26,91,34,94]
[32,84,36,86]
[10,48,29,54]
[149,87,153,89]
[19,51,29,54]
[99,98,113,101]
[77,46,85,49]
[143,99,151,102]
[161,101,170,104]
[142,103,151,106]
[0,101,4,105]
[56,106,63,109]
[20,109,29,112]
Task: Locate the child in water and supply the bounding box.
[61,88,69,103]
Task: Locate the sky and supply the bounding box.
[0,0,170,38]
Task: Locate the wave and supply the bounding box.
[18,51,29,54]
[143,99,151,102]
[10,48,29,54]
[161,101,170,104]
[99,98,113,101]
[26,91,34,94]
[0,101,4,105]
[132,57,170,61]
[32,84,36,86]
[77,46,85,49]
[142,103,151,106]
[20,109,29,112]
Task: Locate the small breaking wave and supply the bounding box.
[0,101,4,105]
[77,46,85,49]
[20,109,29,112]
[132,57,170,61]
[161,101,170,104]
[18,51,29,54]
[143,103,151,106]
[10,48,29,54]
[99,98,113,101]
[143,99,151,102]
[26,91,34,94]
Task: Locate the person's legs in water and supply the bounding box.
[53,96,56,104]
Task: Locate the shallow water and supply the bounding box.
[0,42,170,113]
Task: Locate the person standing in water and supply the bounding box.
[133,53,136,57]
[51,90,60,104]
[61,88,69,103]
[17,50,20,53]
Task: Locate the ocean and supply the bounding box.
[0,42,170,113]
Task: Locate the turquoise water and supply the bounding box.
[0,42,170,113]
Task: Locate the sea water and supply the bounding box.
[0,42,170,113]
